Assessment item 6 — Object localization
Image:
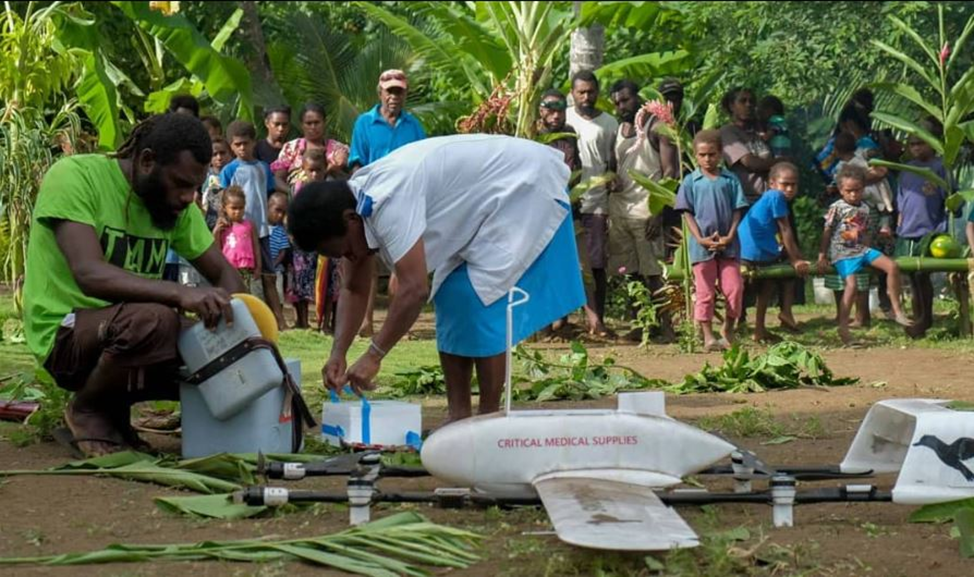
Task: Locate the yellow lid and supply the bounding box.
[232,293,279,344]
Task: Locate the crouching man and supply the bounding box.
[23,113,247,457]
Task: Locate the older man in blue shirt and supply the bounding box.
[349,69,427,171]
[349,69,427,335]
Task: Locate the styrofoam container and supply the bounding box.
[181,359,301,458]
[321,399,422,447]
[177,298,282,420]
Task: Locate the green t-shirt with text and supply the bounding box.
[23,155,213,362]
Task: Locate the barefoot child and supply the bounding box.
[818,165,911,345]
[266,192,290,330]
[676,129,749,351]
[738,161,810,341]
[214,186,262,295]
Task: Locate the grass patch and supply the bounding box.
[696,406,826,440]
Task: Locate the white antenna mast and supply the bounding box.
[504,287,530,414]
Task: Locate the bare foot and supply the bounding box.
[777,313,801,334]
[358,324,374,338]
[838,327,856,347]
[893,313,914,328]
[64,400,127,457]
[752,330,781,343]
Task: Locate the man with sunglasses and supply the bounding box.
[538,89,581,177]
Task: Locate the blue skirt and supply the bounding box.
[433,209,586,357]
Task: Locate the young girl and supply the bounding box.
[200,137,233,230]
[675,130,750,351]
[214,185,262,296]
[287,147,328,329]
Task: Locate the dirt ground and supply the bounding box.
[2,314,974,576]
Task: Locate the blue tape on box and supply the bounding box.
[326,386,371,445]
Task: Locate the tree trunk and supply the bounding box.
[569,1,604,78]
[240,1,279,106]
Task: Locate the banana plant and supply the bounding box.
[870,4,974,210]
[57,1,251,149]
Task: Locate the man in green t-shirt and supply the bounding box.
[23,113,247,457]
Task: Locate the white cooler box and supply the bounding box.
[181,358,302,458]
[321,398,422,448]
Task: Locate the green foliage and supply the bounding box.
[0,368,69,444]
[672,1,944,112]
[911,497,974,523]
[0,511,483,575]
[154,493,267,520]
[870,3,974,200]
[512,341,657,402]
[654,341,859,394]
[624,279,660,348]
[388,365,447,397]
[265,10,463,143]
[697,406,785,438]
[0,2,86,110]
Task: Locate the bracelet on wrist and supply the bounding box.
[369,339,388,359]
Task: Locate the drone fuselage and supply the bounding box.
[421,403,736,497]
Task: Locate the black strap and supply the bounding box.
[184,337,317,453]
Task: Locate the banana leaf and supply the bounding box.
[154,493,267,519]
[959,508,974,558]
[0,512,482,576]
[910,497,974,523]
[111,1,254,120]
[628,170,678,216]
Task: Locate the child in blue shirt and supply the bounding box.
[675,129,749,351]
[738,162,810,341]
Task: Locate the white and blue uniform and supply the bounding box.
[349,134,586,357]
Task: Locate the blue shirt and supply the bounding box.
[739,189,790,262]
[268,224,290,273]
[348,104,426,168]
[220,158,275,238]
[897,157,950,239]
[675,168,749,264]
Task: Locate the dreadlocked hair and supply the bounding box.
[111,113,212,166]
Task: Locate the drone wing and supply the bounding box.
[532,471,698,551]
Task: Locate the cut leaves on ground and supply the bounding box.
[651,342,859,394]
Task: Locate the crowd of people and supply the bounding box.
[157,72,967,352]
[540,76,966,349]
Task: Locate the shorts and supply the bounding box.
[608,217,663,276]
[44,303,183,394]
[833,248,882,280]
[579,213,608,270]
[259,236,275,275]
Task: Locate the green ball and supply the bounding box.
[930,234,961,258]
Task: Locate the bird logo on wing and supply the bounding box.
[913,435,974,482]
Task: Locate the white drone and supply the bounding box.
[242,289,974,551]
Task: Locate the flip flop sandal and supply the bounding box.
[52,426,128,459]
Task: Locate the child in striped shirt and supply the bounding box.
[266,192,290,330]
